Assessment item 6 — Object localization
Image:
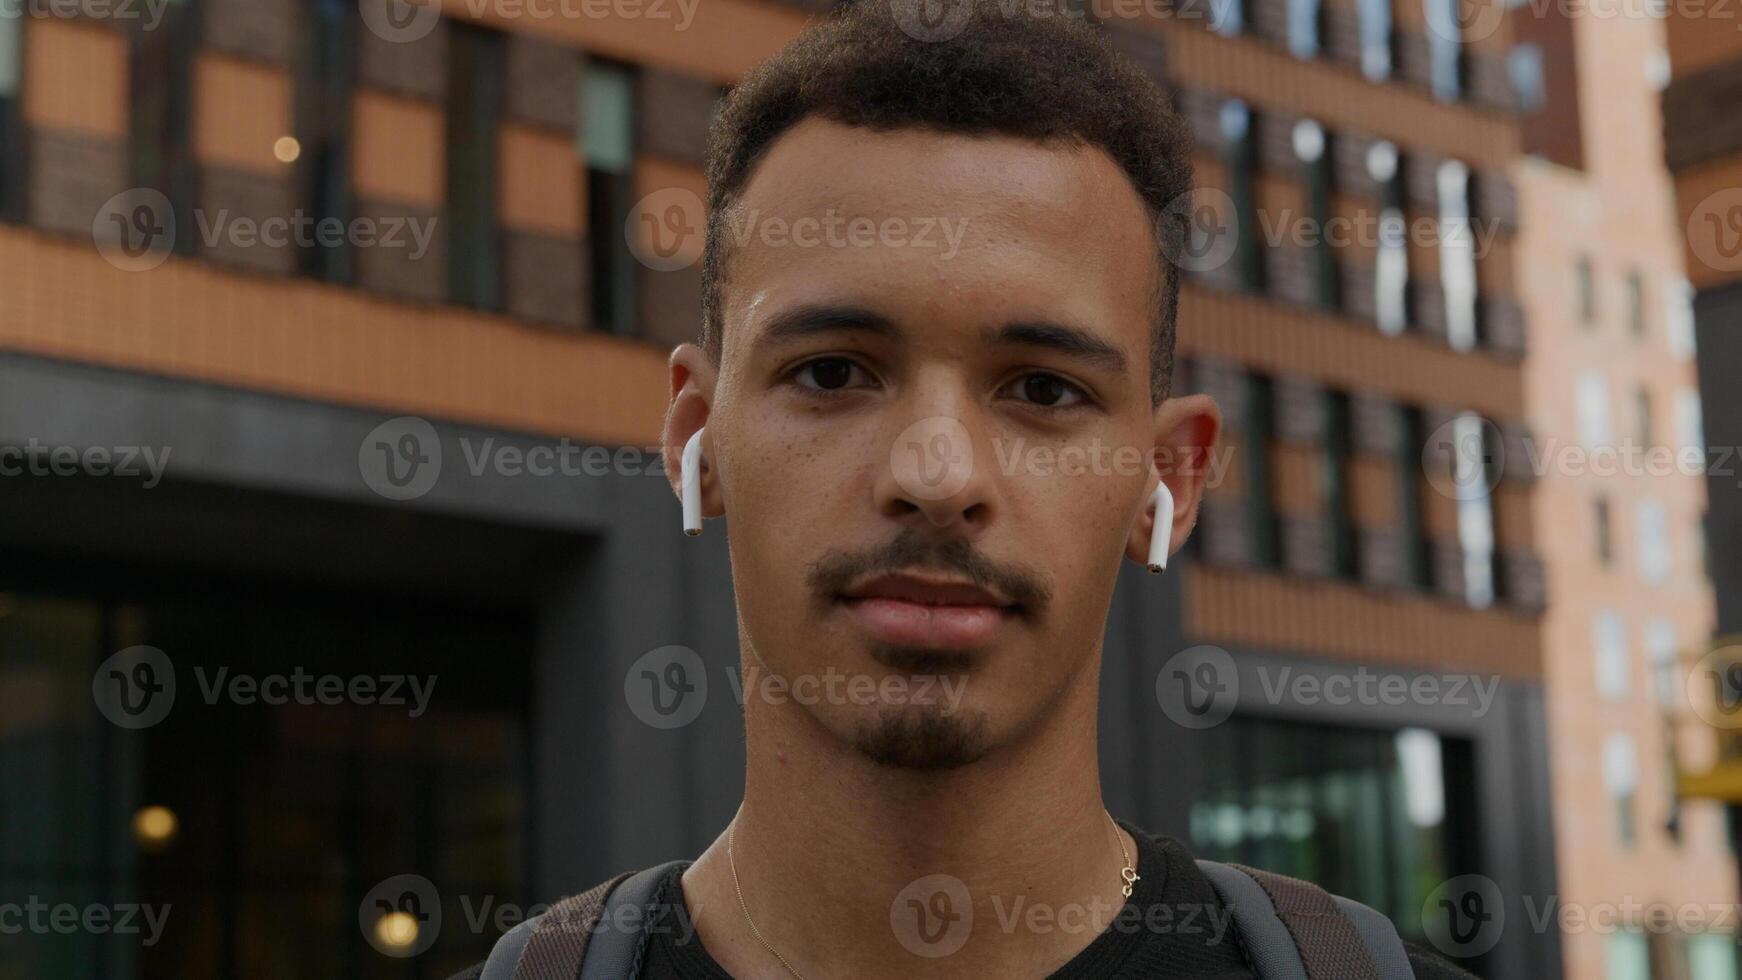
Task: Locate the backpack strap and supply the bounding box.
[479,861,688,980]
[1195,860,1414,980]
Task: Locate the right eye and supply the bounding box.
[789,356,872,393]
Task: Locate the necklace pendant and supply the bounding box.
[1120,867,1139,899]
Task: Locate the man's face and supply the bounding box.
[682,118,1197,769]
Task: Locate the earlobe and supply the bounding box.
[1146,481,1175,574]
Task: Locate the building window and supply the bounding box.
[1625,270,1646,338]
[1509,44,1546,113]
[1192,719,1476,943]
[1606,929,1651,980]
[1221,100,1264,293]
[1399,407,1432,588]
[1689,933,1742,979]
[1576,371,1613,449]
[1675,388,1705,473]
[129,0,200,256]
[1644,618,1678,710]
[1246,373,1280,567]
[0,3,21,222]
[1294,120,1337,309]
[1666,277,1696,359]
[1212,0,1246,36]
[1358,0,1392,79]
[1602,733,1639,848]
[447,23,505,310]
[1288,0,1321,58]
[1631,386,1653,447]
[1593,608,1629,702]
[1576,256,1597,326]
[1424,0,1464,101]
[1436,161,1477,352]
[1323,390,1356,577]
[1594,495,1614,566]
[1369,142,1409,336]
[583,61,639,335]
[295,0,356,283]
[1449,413,1495,607]
[1636,498,1671,584]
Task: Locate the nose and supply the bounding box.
[874,408,998,536]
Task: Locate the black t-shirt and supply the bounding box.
[449,825,1481,979]
[631,825,1481,980]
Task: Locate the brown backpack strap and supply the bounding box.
[1231,864,1382,980]
[511,871,633,980]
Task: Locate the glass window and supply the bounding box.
[1666,278,1696,359]
[129,0,200,256]
[1452,413,1495,607]
[1397,408,1432,588]
[1636,498,1672,584]
[1436,161,1478,352]
[1212,0,1246,36]
[1368,142,1409,336]
[447,23,505,310]
[1509,44,1546,113]
[1593,608,1629,701]
[1358,0,1392,79]
[295,0,356,282]
[1323,389,1356,577]
[1295,120,1337,309]
[1606,930,1651,980]
[1594,495,1614,566]
[583,62,640,335]
[1632,386,1653,447]
[1192,718,1476,944]
[1644,618,1678,709]
[1577,256,1598,326]
[1602,733,1639,847]
[1222,100,1265,293]
[1689,933,1741,979]
[1576,371,1613,449]
[1676,388,1704,472]
[1246,373,1280,567]
[1288,0,1321,58]
[0,3,20,221]
[1424,0,1464,101]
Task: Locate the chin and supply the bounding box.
[851,704,993,771]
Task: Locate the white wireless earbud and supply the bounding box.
[681,427,706,536]
[1147,481,1174,574]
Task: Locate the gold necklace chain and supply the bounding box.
[726,810,1139,980]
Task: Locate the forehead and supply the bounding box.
[720,117,1160,357]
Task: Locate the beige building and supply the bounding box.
[1516,2,1738,976]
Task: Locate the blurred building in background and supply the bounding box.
[1511,0,1739,974]
[0,0,1730,977]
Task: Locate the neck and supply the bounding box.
[682,645,1134,979]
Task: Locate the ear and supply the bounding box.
[1125,393,1222,569]
[662,343,723,521]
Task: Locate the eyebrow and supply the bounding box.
[987,321,1129,374]
[753,303,1129,374]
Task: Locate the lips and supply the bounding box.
[838,573,1017,649]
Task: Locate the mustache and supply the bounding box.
[806,529,1052,618]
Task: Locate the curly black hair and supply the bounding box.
[699,0,1193,404]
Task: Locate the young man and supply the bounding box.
[460,1,1481,976]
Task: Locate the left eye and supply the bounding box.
[1003,373,1089,409]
